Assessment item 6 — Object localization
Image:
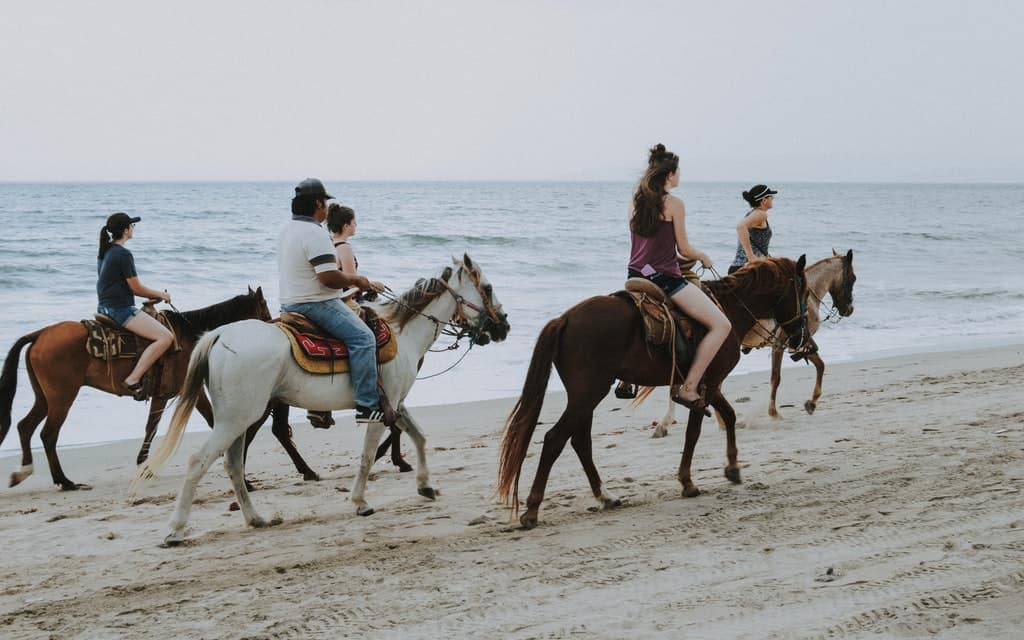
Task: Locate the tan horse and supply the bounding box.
[650,250,856,437]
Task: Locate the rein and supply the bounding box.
[707,265,808,351]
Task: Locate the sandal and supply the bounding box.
[671,385,711,417]
[124,380,149,402]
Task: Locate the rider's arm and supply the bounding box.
[737,210,767,262]
[316,269,371,290]
[126,277,170,302]
[667,197,713,269]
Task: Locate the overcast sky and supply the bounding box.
[1,1,1022,182]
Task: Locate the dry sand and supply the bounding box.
[1,345,1022,639]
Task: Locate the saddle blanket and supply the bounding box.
[276,320,398,375]
[82,313,180,360]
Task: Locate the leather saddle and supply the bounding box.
[613,278,704,372]
[274,307,398,375]
[83,302,179,361]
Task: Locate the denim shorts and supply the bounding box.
[97,304,141,326]
[627,268,689,297]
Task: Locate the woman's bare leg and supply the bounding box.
[670,285,731,403]
[123,313,174,386]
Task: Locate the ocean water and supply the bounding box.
[1,181,1023,451]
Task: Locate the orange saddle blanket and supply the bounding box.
[275,314,398,375]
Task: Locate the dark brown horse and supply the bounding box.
[0,288,326,490]
[498,256,808,529]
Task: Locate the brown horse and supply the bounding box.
[497,256,808,529]
[0,288,317,490]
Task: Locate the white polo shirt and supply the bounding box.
[277,216,340,305]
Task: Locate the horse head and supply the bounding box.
[828,249,856,317]
[447,254,510,345]
[246,285,273,321]
[774,255,810,351]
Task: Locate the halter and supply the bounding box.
[807,256,853,325]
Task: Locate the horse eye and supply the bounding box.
[483,284,493,297]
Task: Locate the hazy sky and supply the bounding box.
[2,1,1022,182]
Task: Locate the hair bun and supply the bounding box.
[648,143,669,163]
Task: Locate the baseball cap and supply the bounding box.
[105,212,141,233]
[294,178,334,199]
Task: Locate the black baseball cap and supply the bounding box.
[294,178,334,199]
[105,212,141,233]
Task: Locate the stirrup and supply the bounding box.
[124,378,150,402]
[614,382,637,400]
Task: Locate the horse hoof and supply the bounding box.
[9,474,24,488]
[244,480,257,492]
[418,486,437,500]
[682,486,701,498]
[250,517,270,528]
[804,401,817,415]
[602,498,623,509]
[651,428,668,439]
[357,505,375,517]
[725,467,742,484]
[162,534,186,547]
[303,473,321,482]
[60,482,92,491]
[397,462,413,473]
[519,514,538,530]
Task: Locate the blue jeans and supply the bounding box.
[281,298,380,409]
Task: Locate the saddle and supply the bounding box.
[613,278,707,376]
[274,307,398,375]
[83,304,181,361]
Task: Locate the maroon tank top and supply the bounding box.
[629,220,681,277]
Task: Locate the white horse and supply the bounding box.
[651,250,856,437]
[133,255,509,545]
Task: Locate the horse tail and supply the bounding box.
[131,331,218,494]
[0,330,43,445]
[497,316,563,513]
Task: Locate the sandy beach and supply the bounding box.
[0,344,1021,639]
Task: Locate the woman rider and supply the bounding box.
[627,144,731,411]
[96,212,173,400]
[728,184,777,274]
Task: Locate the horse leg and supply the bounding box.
[165,423,249,545]
[652,391,675,438]
[709,390,741,484]
[377,426,412,472]
[37,387,86,490]
[223,434,269,528]
[136,396,168,465]
[351,421,389,517]
[768,347,784,418]
[677,407,705,497]
[520,411,577,529]
[570,412,620,510]
[268,402,320,481]
[394,407,433,498]
[10,380,47,488]
[804,352,825,415]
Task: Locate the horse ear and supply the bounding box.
[796,254,807,271]
[463,253,474,270]
[248,285,254,294]
[256,286,264,299]
[441,266,453,282]
[832,248,838,256]
[846,249,853,262]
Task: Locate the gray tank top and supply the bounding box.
[731,211,772,268]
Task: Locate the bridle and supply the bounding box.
[707,264,809,352]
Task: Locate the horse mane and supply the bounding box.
[165,293,254,341]
[705,257,795,300]
[378,276,450,330]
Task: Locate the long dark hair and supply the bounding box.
[630,143,679,237]
[326,203,356,234]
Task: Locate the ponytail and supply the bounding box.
[98,226,113,261]
[631,143,680,237]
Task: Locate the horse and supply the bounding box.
[497,256,808,529]
[133,255,509,545]
[649,249,856,437]
[0,288,288,490]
